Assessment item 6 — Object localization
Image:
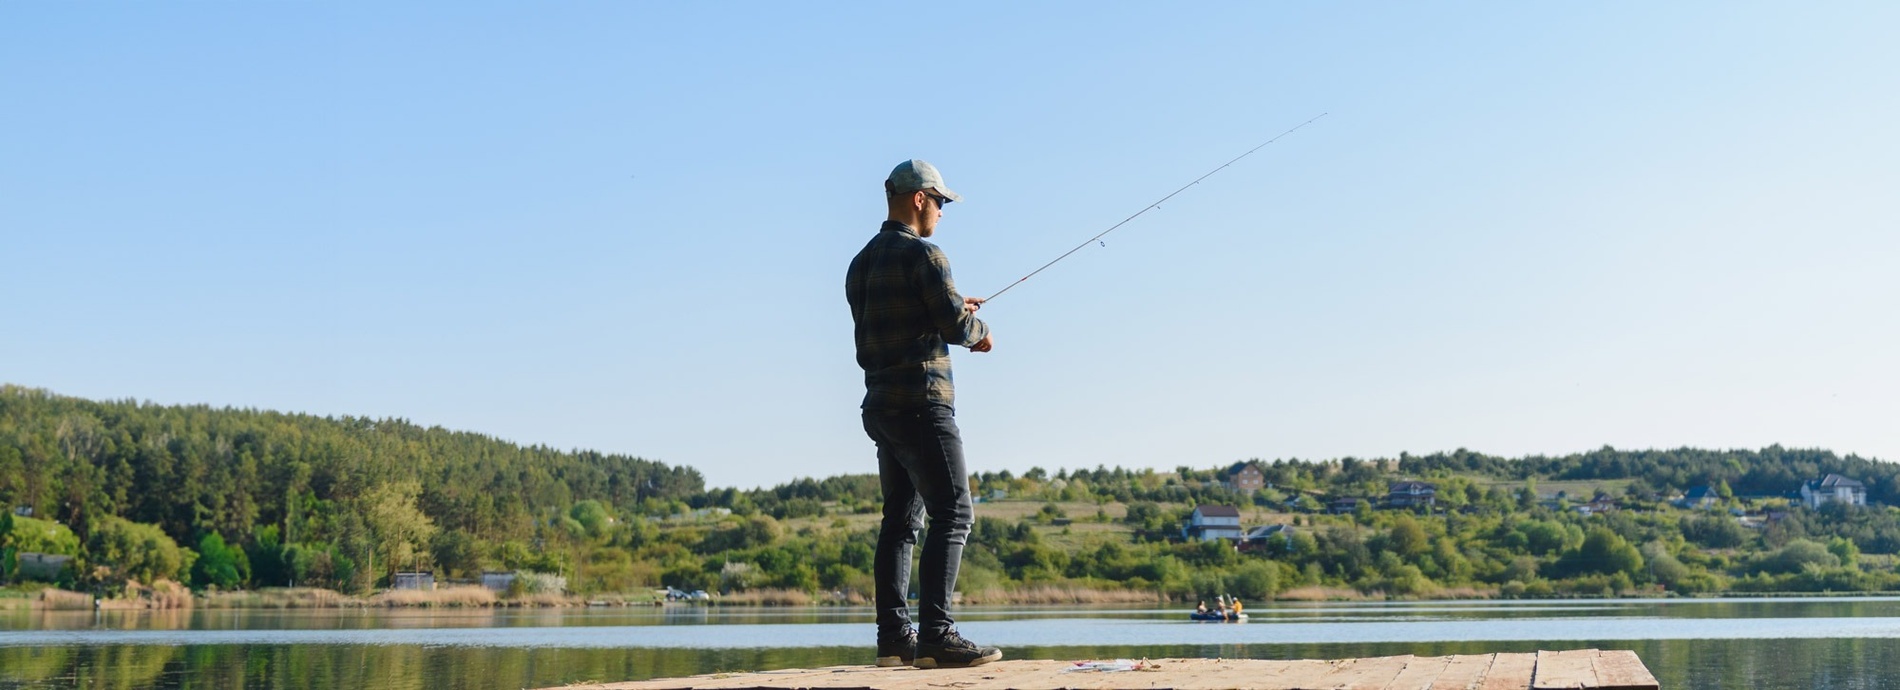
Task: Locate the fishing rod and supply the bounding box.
[981,113,1328,304]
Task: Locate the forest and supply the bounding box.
[6,383,1900,602]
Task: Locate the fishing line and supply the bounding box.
[981,113,1328,304]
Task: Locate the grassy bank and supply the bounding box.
[1,585,670,610]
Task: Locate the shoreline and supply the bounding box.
[10,584,1900,612]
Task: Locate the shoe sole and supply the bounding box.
[875,656,911,668]
[912,650,1002,669]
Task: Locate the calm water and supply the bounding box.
[6,598,1900,689]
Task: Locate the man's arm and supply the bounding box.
[916,244,990,349]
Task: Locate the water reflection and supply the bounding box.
[8,599,1900,690]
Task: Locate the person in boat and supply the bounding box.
[1196,601,1208,614]
[1232,599,1243,617]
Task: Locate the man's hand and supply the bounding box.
[964,297,984,313]
[969,334,993,353]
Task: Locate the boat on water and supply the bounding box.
[1188,610,1247,622]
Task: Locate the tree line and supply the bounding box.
[6,383,1899,600]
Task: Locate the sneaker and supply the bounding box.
[913,629,1002,669]
[875,628,916,668]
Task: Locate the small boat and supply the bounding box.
[1189,610,1247,622]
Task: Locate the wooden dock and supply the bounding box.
[577,649,1658,690]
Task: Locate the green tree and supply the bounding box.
[1562,526,1644,578]
[4,516,79,555]
[0,511,13,582]
[248,525,289,588]
[1763,539,1839,574]
[190,533,249,590]
[362,481,437,582]
[1389,515,1429,558]
[86,517,192,587]
[569,500,612,539]
[1827,536,1860,568]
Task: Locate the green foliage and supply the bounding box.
[3,516,79,556]
[570,500,612,538]
[190,533,249,590]
[1758,539,1840,574]
[1682,513,1748,548]
[1558,527,1645,579]
[86,516,192,587]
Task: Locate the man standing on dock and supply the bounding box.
[846,159,1003,669]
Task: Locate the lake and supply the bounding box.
[6,597,1900,689]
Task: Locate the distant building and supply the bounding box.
[1386,481,1437,509]
[14,553,71,581]
[1225,462,1266,494]
[1676,485,1721,510]
[1182,505,1244,541]
[481,571,517,592]
[1329,497,1367,515]
[392,571,435,591]
[1802,474,1866,509]
[1238,524,1297,553]
[1575,498,1618,516]
[10,506,31,517]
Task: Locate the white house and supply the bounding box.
[1182,505,1244,541]
[1802,474,1866,509]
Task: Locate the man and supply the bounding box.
[846,159,1002,669]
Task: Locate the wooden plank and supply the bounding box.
[1311,655,1413,690]
[684,666,854,689]
[1589,651,1660,690]
[583,652,1657,690]
[1384,655,1455,690]
[1531,649,1599,690]
[1169,657,1275,690]
[1428,654,1495,690]
[1478,653,1538,690]
[1255,658,1344,689]
[976,660,1096,690]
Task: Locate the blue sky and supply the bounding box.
[5,3,1895,490]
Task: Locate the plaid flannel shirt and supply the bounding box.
[846,221,990,410]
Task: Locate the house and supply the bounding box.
[1182,505,1244,541]
[481,571,517,592]
[1386,480,1437,509]
[13,553,72,581]
[1675,485,1721,509]
[1328,497,1367,514]
[11,506,31,517]
[392,571,435,590]
[1575,498,1618,516]
[1238,524,1296,553]
[1802,474,1867,508]
[1225,462,1266,494]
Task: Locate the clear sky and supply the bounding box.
[5,3,1895,490]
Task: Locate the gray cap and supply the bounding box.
[886,159,962,203]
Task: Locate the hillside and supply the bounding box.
[5,384,1899,601]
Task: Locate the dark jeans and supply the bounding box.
[862,405,974,641]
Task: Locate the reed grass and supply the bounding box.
[501,592,584,607]
[959,584,1163,606]
[368,586,498,608]
[201,587,357,609]
[713,589,814,606]
[37,588,94,610]
[1274,585,1373,602]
